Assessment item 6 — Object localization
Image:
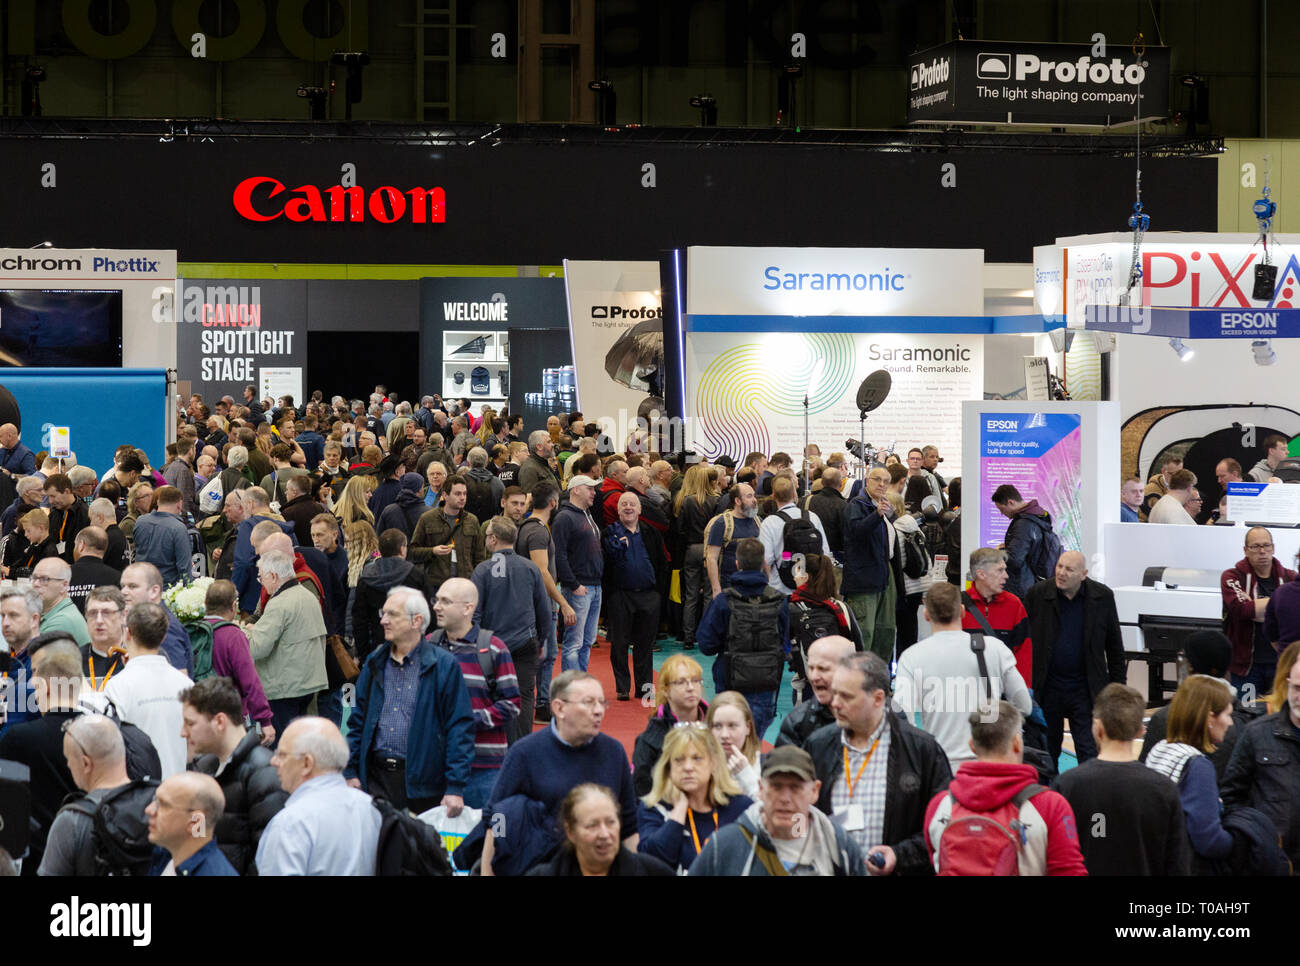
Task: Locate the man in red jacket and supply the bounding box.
[599,459,629,527]
[924,701,1086,876]
[961,547,1033,686]
[1221,526,1296,701]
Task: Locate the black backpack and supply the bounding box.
[1027,518,1063,582]
[898,526,932,580]
[95,699,165,781]
[373,797,454,876]
[462,475,496,527]
[723,586,786,692]
[775,507,824,589]
[59,778,159,876]
[788,596,860,680]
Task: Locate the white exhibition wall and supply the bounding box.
[0,248,177,370]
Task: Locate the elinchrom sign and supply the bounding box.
[233,177,446,223]
[907,40,1169,126]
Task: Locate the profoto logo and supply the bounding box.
[910,56,950,91]
[590,305,663,320]
[977,51,1146,85]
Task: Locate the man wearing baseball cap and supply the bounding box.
[689,744,867,876]
[552,475,605,673]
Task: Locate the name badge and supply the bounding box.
[56,542,66,555]
[834,803,865,831]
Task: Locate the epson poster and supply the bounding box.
[908,40,1169,126]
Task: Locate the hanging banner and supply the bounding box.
[978,411,1083,550]
[175,279,307,404]
[686,332,982,479]
[563,260,663,430]
[907,40,1170,126]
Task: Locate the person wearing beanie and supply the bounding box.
[376,472,429,541]
[1138,629,1265,780]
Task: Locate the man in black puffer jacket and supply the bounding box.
[776,636,855,749]
[182,677,288,876]
[352,528,429,659]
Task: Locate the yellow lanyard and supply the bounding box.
[842,735,882,798]
[686,807,718,855]
[87,648,124,691]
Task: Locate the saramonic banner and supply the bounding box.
[562,260,663,434]
[685,332,983,479]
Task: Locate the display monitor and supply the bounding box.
[0,290,123,367]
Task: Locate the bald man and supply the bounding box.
[0,422,35,478]
[1023,550,1126,766]
[147,772,238,876]
[777,635,858,749]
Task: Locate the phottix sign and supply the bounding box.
[907,40,1170,126]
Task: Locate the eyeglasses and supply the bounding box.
[32,576,67,585]
[85,607,122,620]
[270,748,307,763]
[560,697,608,710]
[672,721,708,731]
[61,719,89,758]
[670,677,704,688]
[1247,543,1275,551]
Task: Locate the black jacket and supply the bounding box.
[805,713,952,876]
[806,488,846,555]
[1221,705,1300,866]
[1022,577,1126,697]
[631,703,707,798]
[526,844,674,877]
[190,730,288,876]
[104,524,129,572]
[377,488,428,541]
[352,556,429,659]
[280,494,325,547]
[1140,697,1264,781]
[68,555,124,612]
[775,696,835,749]
[601,520,669,598]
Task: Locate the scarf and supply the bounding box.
[789,588,851,635]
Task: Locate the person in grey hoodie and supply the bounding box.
[351,527,429,659]
[465,447,505,514]
[690,745,866,876]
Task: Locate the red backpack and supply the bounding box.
[934,784,1043,876]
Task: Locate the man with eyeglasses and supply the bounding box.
[344,586,475,816]
[145,772,238,876]
[30,557,90,652]
[1221,526,1296,700]
[81,587,128,691]
[480,670,639,875]
[258,716,382,876]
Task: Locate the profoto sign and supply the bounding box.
[906,40,1169,126]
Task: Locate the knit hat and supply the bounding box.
[1183,630,1232,678]
[400,472,424,492]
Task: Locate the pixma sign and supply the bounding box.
[907,40,1169,126]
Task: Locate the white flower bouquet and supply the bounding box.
[163,576,214,623]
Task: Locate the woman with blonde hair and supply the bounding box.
[636,725,751,872]
[333,475,375,528]
[119,479,156,542]
[474,407,497,446]
[385,416,412,454]
[342,519,380,638]
[707,691,762,797]
[1145,674,1237,870]
[1267,640,1300,714]
[631,654,708,797]
[674,463,719,651]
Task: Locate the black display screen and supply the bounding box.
[0,290,123,367]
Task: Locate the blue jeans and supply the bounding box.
[742,690,778,744]
[561,585,602,672]
[316,686,344,728]
[267,694,313,748]
[536,602,560,708]
[463,767,500,810]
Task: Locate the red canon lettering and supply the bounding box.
[232,176,286,222]
[233,178,446,225]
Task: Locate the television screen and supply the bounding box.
[0,290,123,367]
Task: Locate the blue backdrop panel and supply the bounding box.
[0,369,166,479]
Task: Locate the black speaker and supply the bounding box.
[1253,264,1278,301]
[0,759,31,863]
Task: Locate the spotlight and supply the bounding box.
[296,85,329,120]
[1091,331,1116,353]
[330,51,370,120]
[1252,339,1277,366]
[689,94,717,126]
[1048,327,1074,353]
[1168,337,1194,361]
[588,80,616,126]
[21,65,45,117]
[28,241,53,249]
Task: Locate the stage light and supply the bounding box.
[1252,339,1277,366]
[28,241,53,249]
[296,85,329,121]
[1168,337,1194,361]
[588,80,616,126]
[689,94,717,126]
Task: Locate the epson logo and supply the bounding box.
[590,305,663,320]
[909,56,950,91]
[985,420,1020,432]
[1003,53,1146,85]
[1221,311,1278,330]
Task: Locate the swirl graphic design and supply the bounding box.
[693,333,855,460]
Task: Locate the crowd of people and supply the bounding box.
[0,387,1294,877]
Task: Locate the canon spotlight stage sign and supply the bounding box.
[907,40,1169,127]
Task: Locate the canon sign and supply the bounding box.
[233,176,446,224]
